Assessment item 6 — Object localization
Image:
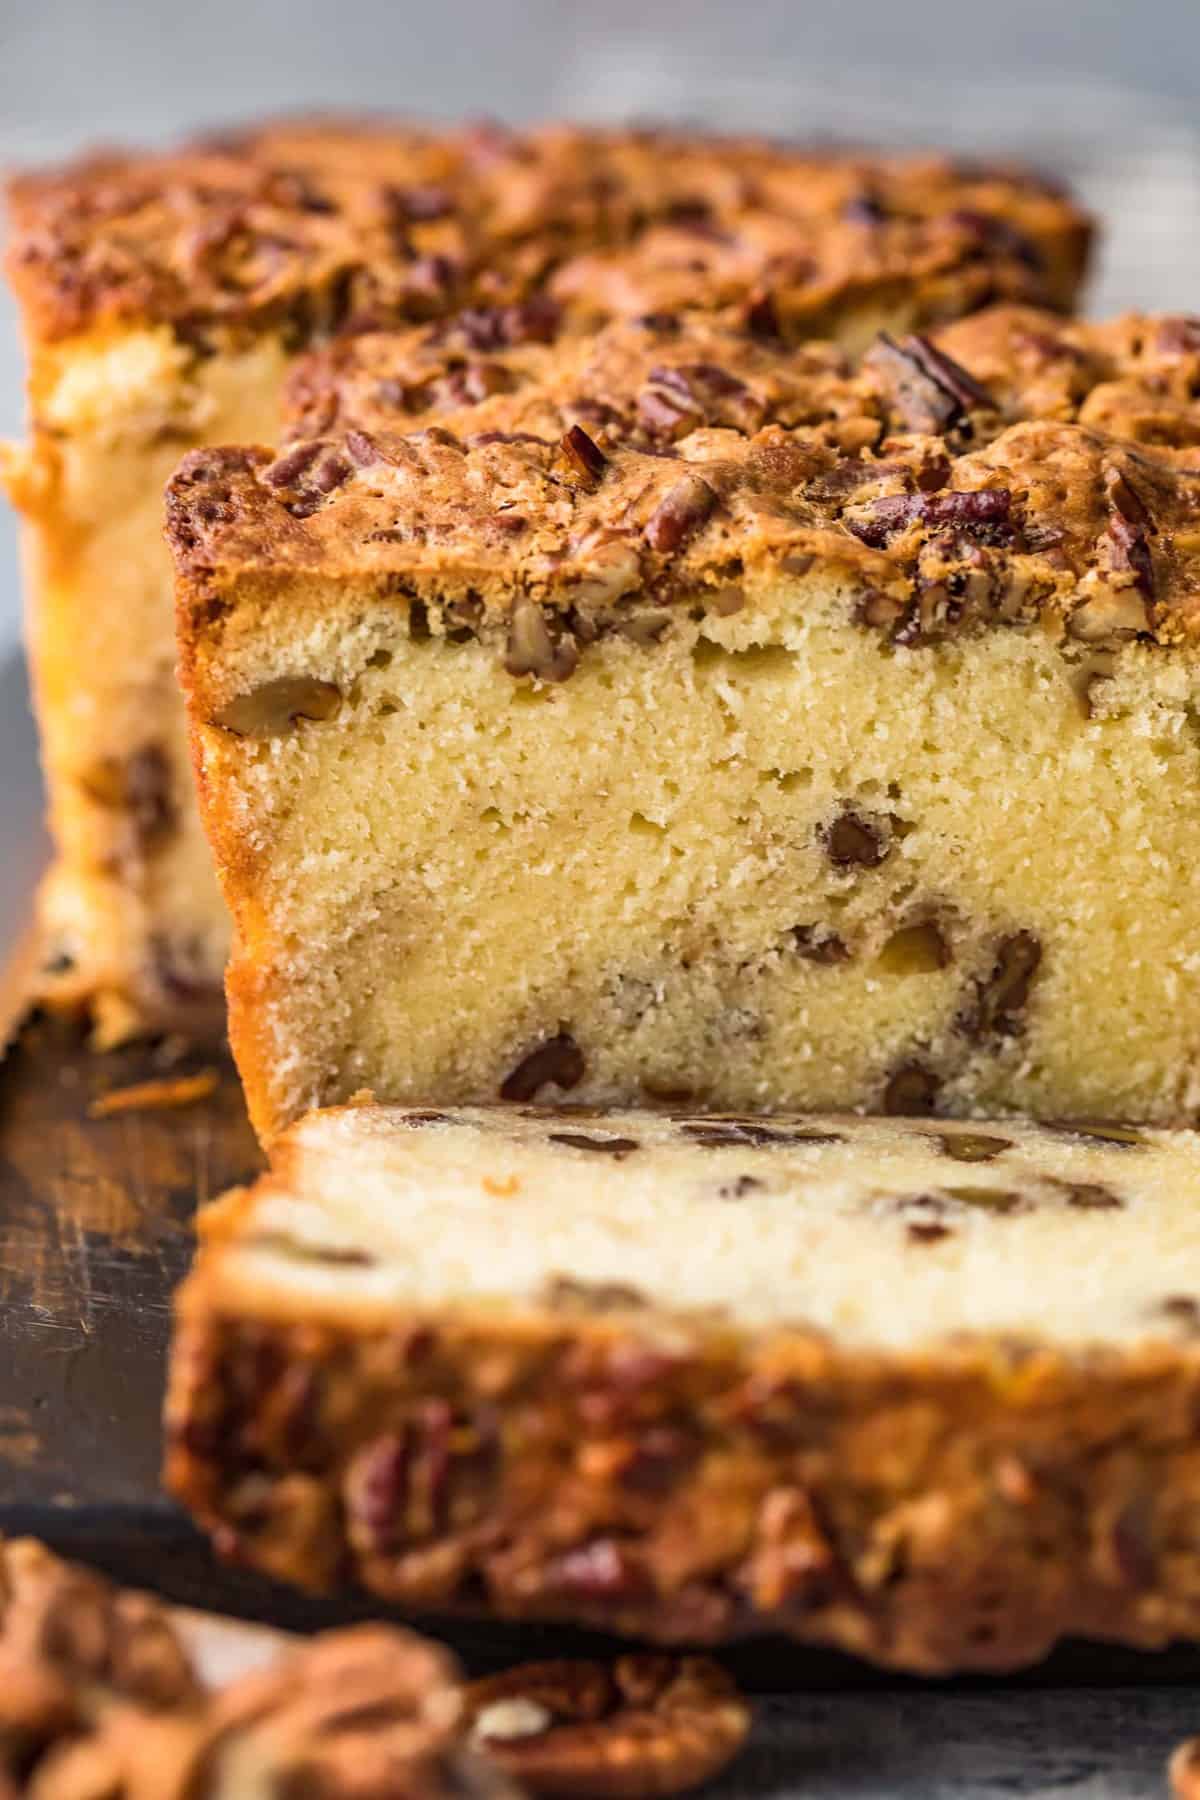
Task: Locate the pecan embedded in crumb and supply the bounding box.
[500,1032,586,1102]
[958,931,1042,1042]
[81,746,175,852]
[1045,1121,1146,1149]
[465,1654,750,1798]
[883,1061,941,1116]
[821,807,891,869]
[937,1131,1012,1163]
[504,602,579,683]
[546,1132,640,1158]
[212,676,342,738]
[790,924,850,964]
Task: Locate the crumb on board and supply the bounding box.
[88,1069,219,1118]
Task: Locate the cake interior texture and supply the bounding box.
[2,121,1090,1043]
[190,1106,1200,1348]
[5,332,288,1041]
[171,307,1200,1137]
[167,1103,1200,1671]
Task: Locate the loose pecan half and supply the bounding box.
[465,1654,750,1797]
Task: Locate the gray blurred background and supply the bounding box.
[2,0,1200,655]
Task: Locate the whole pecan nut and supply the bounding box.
[464,1653,751,1797]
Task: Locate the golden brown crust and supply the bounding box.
[169,305,1200,666]
[166,1259,1200,1675]
[7,120,1089,348]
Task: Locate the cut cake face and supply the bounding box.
[3,121,1089,1043]
[169,305,1200,1137]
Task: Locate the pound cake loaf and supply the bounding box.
[168,1101,1200,1673]
[171,304,1200,1138]
[2,120,1088,1045]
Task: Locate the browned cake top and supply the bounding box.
[169,305,1200,657]
[7,117,1089,344]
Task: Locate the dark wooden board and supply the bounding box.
[4,1012,1200,1694]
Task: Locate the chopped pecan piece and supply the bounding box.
[344,1402,458,1551]
[791,924,851,964]
[212,675,342,738]
[643,476,717,554]
[848,486,1013,549]
[865,331,994,433]
[1067,582,1150,642]
[466,1655,750,1798]
[451,297,562,351]
[82,746,175,851]
[883,1061,941,1116]
[500,1032,586,1102]
[937,1131,1012,1163]
[821,807,891,869]
[959,931,1042,1042]
[505,602,579,683]
[546,1132,640,1158]
[1157,317,1200,356]
[736,291,777,343]
[561,425,608,484]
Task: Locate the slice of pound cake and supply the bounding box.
[167,1101,1200,1673]
[170,304,1200,1138]
[2,121,1088,1045]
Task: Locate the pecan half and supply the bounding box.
[865,332,994,434]
[847,486,1013,549]
[465,1655,750,1798]
[208,1624,468,1798]
[505,602,579,683]
[212,675,342,738]
[643,476,717,554]
[500,1033,586,1102]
